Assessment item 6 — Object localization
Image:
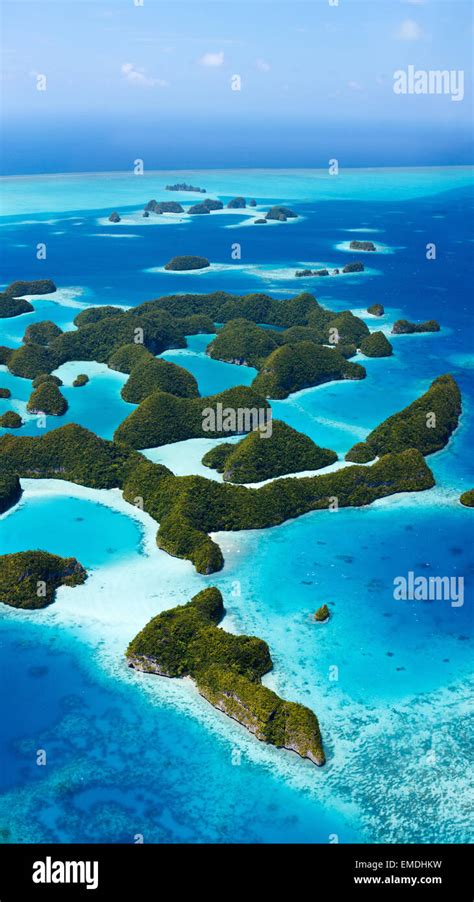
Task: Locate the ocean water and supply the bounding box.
[0,168,473,844]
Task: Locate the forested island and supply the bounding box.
[0,551,87,609]
[127,587,325,765]
[202,420,337,483]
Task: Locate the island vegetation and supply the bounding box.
[227,197,246,208]
[314,604,329,622]
[4,279,56,297]
[166,183,206,193]
[202,420,337,483]
[0,411,22,429]
[127,586,325,765]
[0,423,435,575]
[0,550,86,609]
[349,240,376,251]
[367,303,384,316]
[73,374,89,387]
[108,212,121,222]
[0,388,11,399]
[24,320,63,345]
[144,200,184,214]
[392,319,440,334]
[114,385,269,448]
[265,206,297,221]
[0,293,34,318]
[27,381,68,416]
[252,341,365,399]
[345,375,461,462]
[359,331,393,357]
[164,256,210,271]
[32,373,63,388]
[0,473,22,513]
[459,489,474,508]
[121,355,199,404]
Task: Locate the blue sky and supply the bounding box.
[1,0,472,172]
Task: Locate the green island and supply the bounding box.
[27,381,68,416]
[0,424,435,575]
[24,320,63,345]
[144,200,184,214]
[359,331,393,357]
[367,303,384,316]
[459,489,474,508]
[0,411,22,429]
[346,375,461,462]
[32,373,63,388]
[252,341,365,399]
[187,203,210,215]
[0,293,34,318]
[121,355,199,404]
[114,385,270,448]
[349,240,376,251]
[3,279,56,297]
[0,550,87,609]
[166,182,206,193]
[0,473,22,513]
[392,319,440,334]
[73,374,89,387]
[202,420,337,483]
[314,604,330,622]
[227,197,246,208]
[0,387,11,399]
[126,586,325,766]
[265,205,298,221]
[164,255,210,271]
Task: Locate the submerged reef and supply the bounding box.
[0,550,87,609]
[346,375,461,462]
[202,420,337,483]
[127,587,325,765]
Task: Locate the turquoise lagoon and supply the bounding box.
[0,168,473,843]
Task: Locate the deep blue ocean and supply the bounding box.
[0,168,473,843]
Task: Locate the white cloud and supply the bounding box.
[256,59,271,72]
[121,63,168,88]
[348,80,363,92]
[199,51,224,67]
[396,18,423,40]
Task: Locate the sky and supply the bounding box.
[1,0,473,173]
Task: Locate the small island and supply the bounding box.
[4,279,56,297]
[392,319,440,334]
[202,420,337,483]
[0,293,34,319]
[367,303,384,316]
[164,255,210,271]
[266,205,298,221]
[359,331,393,357]
[121,356,199,404]
[72,374,89,387]
[27,381,68,416]
[187,203,210,215]
[166,183,206,193]
[144,200,184,214]
[460,489,474,508]
[108,212,121,222]
[227,196,246,209]
[32,373,63,388]
[0,411,22,429]
[349,240,376,251]
[0,550,87,609]
[127,586,325,766]
[252,341,365,399]
[342,261,365,273]
[314,604,330,622]
[0,387,11,399]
